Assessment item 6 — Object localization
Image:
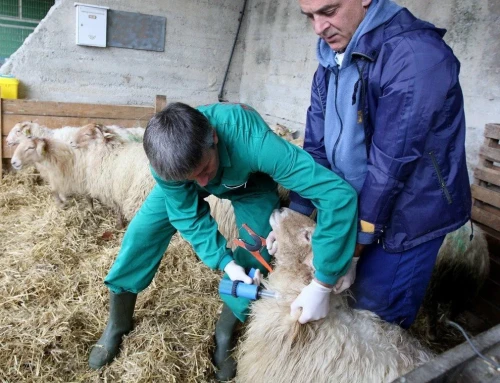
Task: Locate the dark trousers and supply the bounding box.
[350,236,445,329]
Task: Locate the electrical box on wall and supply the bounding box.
[74,3,108,47]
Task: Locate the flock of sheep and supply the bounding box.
[5,121,491,381]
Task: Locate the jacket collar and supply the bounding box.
[352,8,446,62]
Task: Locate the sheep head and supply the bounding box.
[71,123,111,149]
[6,121,38,146]
[11,138,47,170]
[269,208,315,278]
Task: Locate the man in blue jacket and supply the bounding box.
[286,0,471,328]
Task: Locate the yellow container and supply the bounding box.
[0,75,19,99]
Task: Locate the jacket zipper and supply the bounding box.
[331,69,343,169]
[429,151,453,204]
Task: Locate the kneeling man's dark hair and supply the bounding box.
[144,102,214,181]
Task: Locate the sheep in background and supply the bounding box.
[420,222,490,340]
[236,208,432,383]
[70,124,239,236]
[6,122,79,147]
[6,121,144,147]
[10,137,88,207]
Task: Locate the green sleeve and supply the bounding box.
[252,131,358,285]
[151,169,234,271]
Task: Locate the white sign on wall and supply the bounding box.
[74,3,109,47]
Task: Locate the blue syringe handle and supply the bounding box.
[219,279,259,300]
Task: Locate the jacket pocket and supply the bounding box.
[429,151,452,205]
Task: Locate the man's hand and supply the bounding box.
[224,261,261,285]
[333,256,360,294]
[290,279,333,324]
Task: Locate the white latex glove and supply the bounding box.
[333,257,360,294]
[266,231,278,255]
[224,261,253,284]
[290,279,333,324]
[252,269,262,286]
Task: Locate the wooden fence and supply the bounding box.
[0,95,167,176]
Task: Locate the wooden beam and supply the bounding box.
[472,184,500,209]
[474,166,500,188]
[155,95,167,113]
[480,146,500,163]
[0,99,2,180]
[2,115,151,133]
[1,99,154,120]
[472,206,500,233]
[485,123,500,140]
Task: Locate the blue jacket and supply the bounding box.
[289,8,471,252]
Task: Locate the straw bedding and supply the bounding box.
[0,169,222,382]
[0,168,481,382]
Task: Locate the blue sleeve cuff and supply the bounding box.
[314,270,340,286]
[289,201,315,217]
[357,231,376,245]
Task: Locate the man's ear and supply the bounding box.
[36,139,47,156]
[213,129,219,145]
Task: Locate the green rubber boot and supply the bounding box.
[88,291,137,369]
[213,304,240,381]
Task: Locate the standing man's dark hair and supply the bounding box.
[144,102,215,181]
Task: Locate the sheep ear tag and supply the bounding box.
[24,128,31,137]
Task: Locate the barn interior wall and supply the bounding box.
[225,0,500,175]
[0,0,245,106]
[1,0,499,175]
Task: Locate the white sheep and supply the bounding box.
[10,137,88,207]
[6,121,144,147]
[420,222,490,339]
[236,208,432,383]
[70,123,239,236]
[6,122,79,146]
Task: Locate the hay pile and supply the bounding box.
[0,169,222,382]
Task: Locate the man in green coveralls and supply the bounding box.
[88,102,357,380]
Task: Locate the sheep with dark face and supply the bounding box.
[420,222,490,340]
[236,208,432,383]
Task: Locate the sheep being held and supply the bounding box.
[236,208,432,383]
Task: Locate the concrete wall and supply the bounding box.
[0,0,244,106]
[1,0,498,172]
[225,0,500,171]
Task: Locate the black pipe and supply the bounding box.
[218,0,248,102]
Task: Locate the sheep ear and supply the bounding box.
[36,139,46,155]
[300,227,313,244]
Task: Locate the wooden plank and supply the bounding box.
[0,100,2,179]
[396,324,500,383]
[473,297,500,325]
[1,98,155,120]
[2,115,149,134]
[475,222,500,242]
[489,258,500,286]
[472,206,500,232]
[480,279,500,309]
[155,95,167,113]
[480,146,500,163]
[472,184,500,209]
[474,166,500,187]
[485,123,500,140]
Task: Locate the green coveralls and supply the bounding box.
[105,103,358,322]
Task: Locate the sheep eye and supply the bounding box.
[25,147,35,152]
[85,133,93,136]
